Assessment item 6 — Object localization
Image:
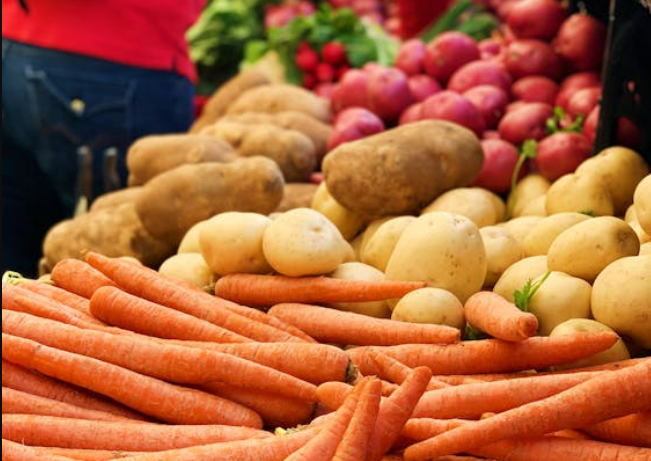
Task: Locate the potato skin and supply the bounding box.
[480,226,524,287]
[507,174,551,218]
[276,183,319,212]
[135,157,284,246]
[634,175,651,235]
[361,216,416,272]
[323,120,483,216]
[422,188,504,228]
[493,255,548,303]
[545,173,614,216]
[522,212,592,256]
[90,187,143,213]
[126,134,236,186]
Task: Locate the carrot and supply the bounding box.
[1,414,270,451]
[463,291,538,342]
[2,387,130,422]
[215,273,427,307]
[17,279,93,318]
[347,332,619,375]
[110,427,319,461]
[51,258,118,299]
[1,359,146,421]
[403,359,651,460]
[85,252,306,343]
[332,379,382,461]
[3,310,317,401]
[28,447,142,461]
[550,429,592,440]
[89,286,251,343]
[380,381,399,396]
[268,303,460,346]
[1,333,263,427]
[368,351,451,391]
[2,438,77,461]
[403,418,651,461]
[582,412,651,448]
[201,382,316,429]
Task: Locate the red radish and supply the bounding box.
[507,0,567,40]
[583,106,599,144]
[314,83,336,99]
[421,91,486,136]
[395,39,427,76]
[535,132,592,181]
[492,0,522,21]
[554,13,606,72]
[447,60,512,94]
[408,75,442,102]
[567,87,601,118]
[366,67,413,122]
[399,103,424,125]
[506,101,528,114]
[321,41,347,65]
[555,72,600,110]
[505,39,564,80]
[310,172,324,185]
[328,107,385,150]
[265,5,297,28]
[294,1,317,15]
[336,65,351,81]
[423,32,480,83]
[331,69,369,112]
[482,130,501,140]
[363,62,383,74]
[463,85,510,129]
[316,63,335,83]
[303,73,317,90]
[512,76,559,105]
[296,47,319,72]
[473,139,524,193]
[498,102,554,145]
[479,38,502,59]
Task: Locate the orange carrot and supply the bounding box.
[347,332,619,375]
[2,438,77,461]
[582,412,651,448]
[1,333,262,427]
[27,446,142,461]
[1,414,270,451]
[550,429,592,440]
[51,259,118,299]
[201,382,316,429]
[332,379,382,461]
[3,310,317,401]
[464,291,538,342]
[1,359,146,421]
[215,273,427,307]
[268,303,460,346]
[18,279,93,318]
[85,252,306,343]
[403,418,651,461]
[2,387,130,422]
[368,351,451,391]
[403,359,651,460]
[317,382,364,411]
[380,381,399,396]
[89,286,251,343]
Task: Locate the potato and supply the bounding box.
[350,234,364,262]
[634,174,651,235]
[89,187,143,213]
[507,174,551,218]
[493,255,548,303]
[639,242,651,256]
[227,84,331,123]
[480,226,524,287]
[575,146,650,215]
[624,204,637,223]
[199,212,272,276]
[497,216,543,246]
[189,69,270,133]
[126,134,236,186]
[361,216,416,272]
[262,208,350,276]
[528,271,592,335]
[522,212,592,256]
[545,173,614,216]
[629,220,651,245]
[177,220,209,253]
[549,319,630,370]
[135,157,284,246]
[159,253,215,289]
[326,263,391,318]
[518,195,546,217]
[421,188,503,228]
[547,217,640,283]
[323,120,483,216]
[43,202,174,268]
[385,212,486,303]
[591,255,651,348]
[276,183,319,212]
[359,216,399,257]
[311,183,365,240]
[391,288,465,330]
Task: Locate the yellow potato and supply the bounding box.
[421,188,503,228]
[629,220,651,244]
[522,212,592,257]
[518,195,546,217]
[359,216,399,257]
[311,182,365,241]
[545,173,614,217]
[327,263,391,318]
[547,217,640,283]
[640,242,651,256]
[349,234,364,262]
[479,226,524,288]
[493,256,548,303]
[361,216,417,272]
[634,175,651,235]
[159,253,215,289]
[178,220,209,253]
[199,212,273,276]
[391,287,465,330]
[385,212,486,303]
[624,204,637,224]
[591,255,651,348]
[497,216,543,247]
[507,174,551,218]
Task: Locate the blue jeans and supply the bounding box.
[2,39,194,277]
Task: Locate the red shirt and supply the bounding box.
[2,0,204,82]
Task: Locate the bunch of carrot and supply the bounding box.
[2,252,649,461]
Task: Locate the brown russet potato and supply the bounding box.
[276,183,319,212]
[89,187,143,213]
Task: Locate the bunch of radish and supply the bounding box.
[265,0,316,29]
[326,0,642,195]
[296,41,351,97]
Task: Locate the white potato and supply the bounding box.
[497,216,543,247]
[493,256,548,303]
[545,173,614,216]
[507,174,551,218]
[327,262,391,318]
[522,212,592,257]
[178,220,209,253]
[640,242,651,256]
[159,253,215,289]
[361,216,416,272]
[480,226,524,288]
[421,188,503,228]
[311,182,364,240]
[634,175,651,235]
[391,287,465,330]
[519,195,547,217]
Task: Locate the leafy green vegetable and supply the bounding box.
[579,210,596,217]
[513,270,552,313]
[546,106,585,134]
[420,0,497,42]
[507,139,538,219]
[464,324,490,341]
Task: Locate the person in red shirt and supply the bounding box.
[2,0,205,277]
